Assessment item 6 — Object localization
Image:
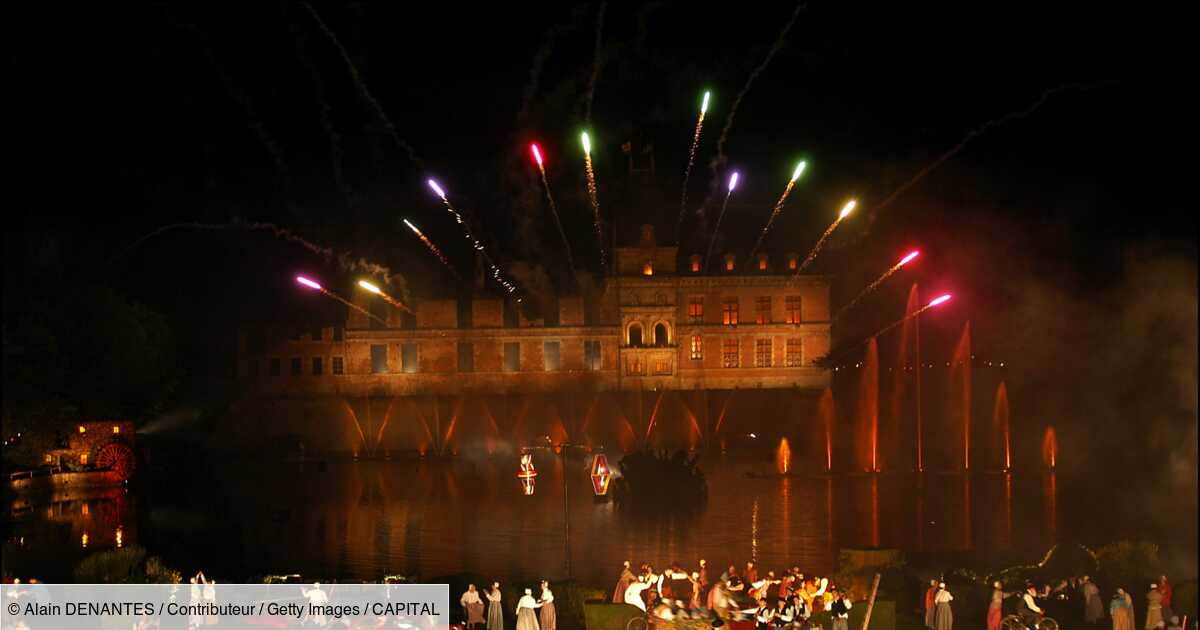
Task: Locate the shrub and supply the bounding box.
[1095,541,1162,589]
[73,546,180,584]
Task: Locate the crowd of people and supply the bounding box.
[977,574,1184,630]
[460,580,558,630]
[608,559,855,629]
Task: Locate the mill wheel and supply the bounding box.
[1000,615,1026,630]
[95,441,136,480]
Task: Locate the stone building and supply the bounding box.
[232,225,831,455]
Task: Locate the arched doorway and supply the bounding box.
[628,323,643,347]
[654,323,669,347]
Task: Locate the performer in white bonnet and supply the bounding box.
[516,588,543,630]
[538,581,557,630]
[934,582,954,630]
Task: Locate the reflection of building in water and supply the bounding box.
[233,226,831,454]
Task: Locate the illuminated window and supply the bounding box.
[755,338,773,367]
[785,296,802,324]
[458,342,474,372]
[544,341,561,371]
[503,342,521,372]
[584,340,602,371]
[642,261,654,276]
[756,297,771,324]
[653,360,672,375]
[722,338,740,368]
[80,453,88,465]
[690,335,703,361]
[691,259,701,273]
[786,338,803,367]
[332,356,344,375]
[626,357,645,375]
[401,343,419,374]
[688,297,703,322]
[758,256,768,271]
[722,299,738,326]
[725,258,735,272]
[112,426,120,434]
[787,256,798,271]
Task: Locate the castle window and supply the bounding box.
[584,340,602,371]
[544,341,561,371]
[370,345,388,374]
[629,323,643,347]
[290,357,302,376]
[690,335,703,361]
[401,343,419,374]
[654,323,670,347]
[332,356,345,375]
[503,342,521,372]
[755,338,773,367]
[691,259,701,273]
[642,261,654,276]
[458,342,474,372]
[312,357,323,376]
[785,296,802,324]
[653,360,672,375]
[689,297,703,322]
[756,296,772,324]
[626,357,645,375]
[722,338,740,368]
[722,299,739,326]
[787,338,803,367]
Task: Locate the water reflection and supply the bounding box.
[6,456,1064,584]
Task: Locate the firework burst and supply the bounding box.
[834,250,920,320]
[703,171,740,272]
[530,143,575,276]
[795,199,856,274]
[675,90,711,243]
[748,160,807,261]
[581,131,605,268]
[427,179,519,295]
[403,218,459,280]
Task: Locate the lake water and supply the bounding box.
[4,448,1108,586]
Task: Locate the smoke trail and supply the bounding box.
[583,2,607,123]
[537,168,576,276]
[703,190,735,272]
[517,4,592,126]
[288,12,347,206]
[865,81,1120,226]
[301,2,424,170]
[111,219,395,280]
[714,1,805,161]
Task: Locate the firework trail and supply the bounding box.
[403,218,460,280]
[714,1,804,163]
[703,172,740,272]
[748,161,807,261]
[427,179,519,295]
[357,279,414,314]
[795,200,855,274]
[866,81,1119,225]
[301,2,424,170]
[289,12,346,205]
[834,250,920,321]
[675,91,711,243]
[111,219,394,279]
[580,132,606,268]
[530,144,575,275]
[297,276,387,325]
[868,294,951,340]
[583,2,607,123]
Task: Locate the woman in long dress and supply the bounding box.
[516,588,542,630]
[486,582,504,630]
[988,582,1006,630]
[1112,589,1136,630]
[538,581,557,630]
[1145,585,1163,630]
[1083,577,1104,625]
[924,580,939,629]
[462,584,485,630]
[933,583,954,630]
[614,562,634,604]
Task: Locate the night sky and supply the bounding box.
[8,1,1195,555]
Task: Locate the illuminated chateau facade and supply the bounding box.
[238,226,830,397]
